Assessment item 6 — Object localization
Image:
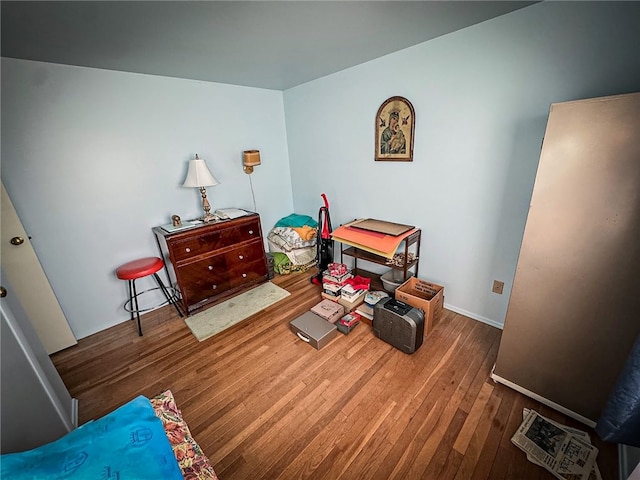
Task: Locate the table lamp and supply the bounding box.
[182,154,220,222]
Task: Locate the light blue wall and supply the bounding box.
[3,2,640,338]
[1,60,293,338]
[283,1,640,328]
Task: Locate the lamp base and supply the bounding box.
[198,187,218,222]
[201,213,218,223]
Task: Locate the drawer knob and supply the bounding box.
[248,230,254,235]
[242,273,247,278]
[208,265,213,270]
[212,285,217,290]
[185,247,191,253]
[238,255,244,260]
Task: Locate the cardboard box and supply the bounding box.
[336,312,361,334]
[311,299,345,324]
[355,304,373,325]
[323,282,343,294]
[321,292,340,302]
[337,293,365,312]
[394,278,444,333]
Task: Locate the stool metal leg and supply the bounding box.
[130,279,143,336]
[126,279,135,323]
[122,268,182,337]
[153,273,184,318]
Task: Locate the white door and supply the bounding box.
[1,298,77,453]
[1,183,77,354]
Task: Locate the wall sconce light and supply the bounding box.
[182,154,220,222]
[243,150,261,174]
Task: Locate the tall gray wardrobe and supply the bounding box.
[492,92,640,426]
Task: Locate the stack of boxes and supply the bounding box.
[320,263,372,313]
[320,263,353,301]
[338,284,367,311]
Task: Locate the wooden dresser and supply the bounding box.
[153,213,268,314]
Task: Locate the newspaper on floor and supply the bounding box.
[522,409,602,480]
[511,409,598,480]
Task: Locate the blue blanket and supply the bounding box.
[274,213,318,228]
[1,395,182,479]
[596,333,640,447]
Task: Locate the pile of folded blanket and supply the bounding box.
[268,213,318,274]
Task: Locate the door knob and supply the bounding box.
[0,286,6,298]
[10,236,25,246]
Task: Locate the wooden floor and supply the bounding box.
[52,270,618,480]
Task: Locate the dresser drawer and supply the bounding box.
[176,240,267,308]
[169,218,262,263]
[178,256,231,307]
[228,259,268,288]
[223,241,268,272]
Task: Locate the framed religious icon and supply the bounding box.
[375,96,415,162]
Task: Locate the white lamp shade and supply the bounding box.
[182,156,220,187]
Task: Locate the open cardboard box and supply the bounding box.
[395,277,444,334]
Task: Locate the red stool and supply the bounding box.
[116,257,183,336]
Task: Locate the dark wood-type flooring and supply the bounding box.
[52,270,618,479]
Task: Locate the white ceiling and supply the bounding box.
[1,1,536,91]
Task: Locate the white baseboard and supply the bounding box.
[71,397,79,428]
[444,303,504,330]
[490,366,596,427]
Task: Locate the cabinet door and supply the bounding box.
[492,93,640,424]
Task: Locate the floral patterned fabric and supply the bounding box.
[268,226,317,251]
[150,390,218,480]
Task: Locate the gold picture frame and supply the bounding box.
[375,96,415,162]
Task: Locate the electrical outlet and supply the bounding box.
[492,280,504,295]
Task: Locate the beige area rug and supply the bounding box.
[185,282,290,342]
